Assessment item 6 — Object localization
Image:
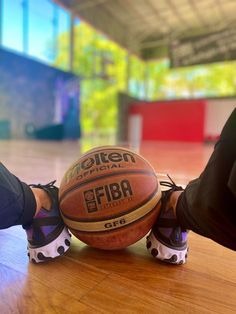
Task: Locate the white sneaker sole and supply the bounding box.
[146,231,188,265]
[27,227,71,263]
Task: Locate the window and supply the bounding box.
[2,0,23,51]
[28,0,54,62]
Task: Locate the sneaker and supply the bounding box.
[25,180,71,263]
[146,176,189,265]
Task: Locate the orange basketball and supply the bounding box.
[59,146,161,250]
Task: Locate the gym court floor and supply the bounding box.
[0,139,235,314]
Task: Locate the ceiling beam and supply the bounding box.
[72,0,108,11]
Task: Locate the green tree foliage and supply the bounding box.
[55,22,127,139]
[55,21,236,140]
[160,62,236,98]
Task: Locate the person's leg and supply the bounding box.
[176,109,236,251]
[31,186,54,216]
[0,162,36,229]
[147,108,236,264]
[0,162,71,262]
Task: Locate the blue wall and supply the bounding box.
[0,47,79,139]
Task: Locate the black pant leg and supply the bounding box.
[0,163,36,229]
[176,108,236,250]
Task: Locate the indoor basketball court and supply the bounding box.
[0,1,235,313]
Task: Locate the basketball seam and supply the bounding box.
[59,169,157,203]
[61,187,162,233]
[61,184,159,222]
[66,198,161,235]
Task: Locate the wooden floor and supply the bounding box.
[0,140,235,314]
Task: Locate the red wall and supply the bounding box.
[129,100,206,142]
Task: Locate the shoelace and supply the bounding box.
[29,180,58,211]
[30,180,57,190]
[159,175,183,215]
[160,174,183,193]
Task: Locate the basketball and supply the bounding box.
[59,146,161,250]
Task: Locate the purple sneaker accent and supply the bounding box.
[146,176,189,265]
[25,181,71,263]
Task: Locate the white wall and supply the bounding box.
[205,99,236,138]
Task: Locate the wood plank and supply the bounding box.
[67,236,236,313]
[0,229,109,301]
[0,264,97,314]
[0,140,235,313]
[80,273,218,314]
[67,233,236,283]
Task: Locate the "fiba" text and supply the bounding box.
[84,179,133,212]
